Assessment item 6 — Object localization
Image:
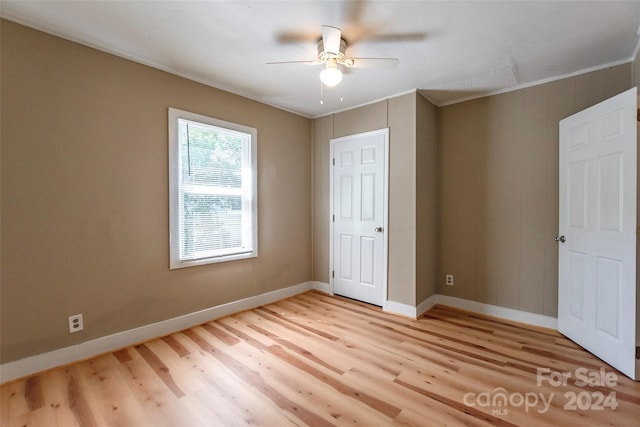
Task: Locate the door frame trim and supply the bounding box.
[329,128,390,304]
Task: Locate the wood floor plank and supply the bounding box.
[24,375,45,411]
[37,368,83,427]
[134,344,185,399]
[159,334,190,358]
[99,394,152,427]
[72,354,131,405]
[219,315,402,417]
[343,367,494,427]
[170,334,300,426]
[183,328,335,426]
[179,387,253,427]
[219,339,390,426]
[111,349,133,364]
[67,372,100,426]
[2,291,639,426]
[237,310,355,373]
[115,353,202,426]
[1,376,29,423]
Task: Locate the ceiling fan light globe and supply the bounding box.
[320,67,343,87]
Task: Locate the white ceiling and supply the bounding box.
[3,1,640,118]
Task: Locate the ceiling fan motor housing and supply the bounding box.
[317,38,347,63]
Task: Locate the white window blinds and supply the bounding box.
[169,108,257,268]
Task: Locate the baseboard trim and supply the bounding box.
[416,294,439,317]
[312,281,332,294]
[383,294,557,329]
[435,294,558,330]
[383,294,438,319]
[383,300,416,318]
[1,285,558,383]
[312,282,434,319]
[0,281,315,384]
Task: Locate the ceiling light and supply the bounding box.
[320,59,343,87]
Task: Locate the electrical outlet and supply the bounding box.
[446,274,454,286]
[68,314,83,333]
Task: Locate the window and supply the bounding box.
[169,108,257,269]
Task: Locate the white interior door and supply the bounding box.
[330,129,388,306]
[558,87,637,380]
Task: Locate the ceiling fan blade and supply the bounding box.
[275,31,319,44]
[363,32,427,43]
[346,57,399,69]
[321,25,342,55]
[266,60,321,65]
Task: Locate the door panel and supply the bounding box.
[331,129,388,306]
[360,236,375,286]
[339,235,354,280]
[568,251,586,320]
[340,175,353,219]
[598,154,622,231]
[568,161,587,228]
[558,87,637,380]
[361,174,375,220]
[596,256,620,337]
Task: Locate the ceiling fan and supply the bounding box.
[268,25,399,87]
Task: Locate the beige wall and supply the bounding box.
[387,95,417,304]
[416,94,438,303]
[312,93,438,306]
[333,101,388,138]
[311,116,333,283]
[0,21,312,363]
[437,64,632,316]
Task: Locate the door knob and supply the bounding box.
[555,235,566,243]
[375,226,383,233]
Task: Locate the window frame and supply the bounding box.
[168,107,258,269]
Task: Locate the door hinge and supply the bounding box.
[332,214,335,222]
[332,270,335,278]
[636,346,640,359]
[332,158,335,166]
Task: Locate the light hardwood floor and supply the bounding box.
[2,291,639,426]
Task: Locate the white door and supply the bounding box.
[558,87,637,380]
[330,129,388,306]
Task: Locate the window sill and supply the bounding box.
[170,251,257,269]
